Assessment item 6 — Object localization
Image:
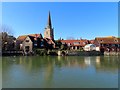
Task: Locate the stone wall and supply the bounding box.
[104,52,120,56]
[58,50,102,56]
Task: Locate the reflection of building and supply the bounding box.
[44,62,53,88]
[84,57,91,65]
[95,56,100,65]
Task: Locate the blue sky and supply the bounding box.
[2,2,118,40]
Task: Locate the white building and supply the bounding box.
[84,44,96,51]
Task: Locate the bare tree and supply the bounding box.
[0,25,14,36]
[0,25,15,51]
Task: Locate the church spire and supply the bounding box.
[44,11,54,40]
[47,11,52,28]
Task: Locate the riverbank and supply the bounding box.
[2,50,120,56]
[104,51,120,56]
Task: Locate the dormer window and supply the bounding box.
[114,39,118,42]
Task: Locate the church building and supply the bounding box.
[44,11,54,40]
[16,11,55,54]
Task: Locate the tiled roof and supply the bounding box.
[44,38,55,45]
[28,36,35,42]
[89,40,95,44]
[61,39,89,46]
[95,36,120,44]
[17,34,43,42]
[17,35,27,41]
[29,34,43,38]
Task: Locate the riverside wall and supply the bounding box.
[104,51,120,56]
[58,50,120,56]
[58,51,103,56]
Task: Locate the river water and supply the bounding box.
[2,56,119,88]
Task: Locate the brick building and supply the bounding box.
[94,36,120,52]
[60,39,89,50]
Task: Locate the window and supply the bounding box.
[77,46,79,49]
[118,44,120,47]
[40,41,44,47]
[25,46,29,52]
[115,44,118,47]
[112,44,115,47]
[106,44,109,47]
[73,42,80,45]
[34,44,37,46]
[100,40,103,42]
[62,42,65,44]
[34,40,37,46]
[26,40,29,42]
[68,43,71,46]
[73,46,75,49]
[114,39,118,42]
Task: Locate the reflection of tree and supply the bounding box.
[44,61,54,88]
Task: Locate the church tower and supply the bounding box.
[44,11,54,40]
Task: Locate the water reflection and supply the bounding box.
[2,56,119,73]
[2,56,119,88]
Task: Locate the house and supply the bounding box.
[16,34,43,53]
[94,36,120,52]
[60,39,89,50]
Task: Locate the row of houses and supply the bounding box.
[15,35,120,54]
[2,12,120,55]
[60,36,120,52]
[13,35,119,54]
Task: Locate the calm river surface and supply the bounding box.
[2,56,119,88]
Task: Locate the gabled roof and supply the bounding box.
[28,36,35,42]
[95,36,120,44]
[17,35,27,42]
[29,34,43,38]
[44,38,55,45]
[17,33,43,42]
